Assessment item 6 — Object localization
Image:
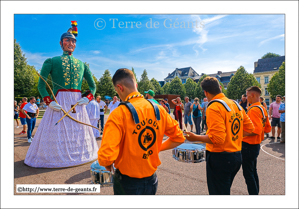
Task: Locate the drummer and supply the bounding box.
[185,77,255,195]
[97,68,185,195]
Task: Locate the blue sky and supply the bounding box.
[14,14,285,81]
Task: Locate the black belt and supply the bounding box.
[115,169,156,181]
[206,150,241,154]
[27,112,36,117]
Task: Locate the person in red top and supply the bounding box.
[97,68,185,195]
[171,97,184,130]
[18,97,28,135]
[242,86,270,195]
[185,77,255,195]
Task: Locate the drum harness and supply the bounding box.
[207,99,243,112]
[118,99,161,124]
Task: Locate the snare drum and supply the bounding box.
[90,160,114,186]
[172,143,206,163]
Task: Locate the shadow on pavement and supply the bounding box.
[14,160,65,179]
[264,143,285,158]
[65,169,90,184]
[14,139,30,147]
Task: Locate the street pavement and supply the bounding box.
[14,114,285,195]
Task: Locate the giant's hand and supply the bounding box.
[49,101,62,111]
[77,97,89,105]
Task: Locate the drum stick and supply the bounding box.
[184,124,190,137]
[55,102,79,125]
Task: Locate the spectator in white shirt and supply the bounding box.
[108,96,120,113]
[86,98,101,138]
[96,96,107,133]
[21,96,39,143]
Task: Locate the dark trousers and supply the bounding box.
[193,116,201,135]
[113,169,158,195]
[202,117,206,131]
[98,115,104,132]
[175,110,182,129]
[241,141,260,195]
[26,117,36,139]
[206,150,242,195]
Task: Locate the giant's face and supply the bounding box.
[61,38,76,53]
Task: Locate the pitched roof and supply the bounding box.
[254,56,285,73]
[193,70,237,82]
[165,67,199,79]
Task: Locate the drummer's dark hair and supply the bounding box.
[246,86,262,95]
[112,68,136,89]
[200,77,221,95]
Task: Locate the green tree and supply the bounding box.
[261,52,280,59]
[132,67,138,82]
[137,70,155,95]
[97,69,117,97]
[162,82,170,94]
[227,66,261,100]
[267,62,285,99]
[184,78,197,99]
[195,74,208,100]
[81,62,99,94]
[150,78,164,95]
[27,65,40,97]
[14,39,36,97]
[219,81,227,96]
[168,76,186,98]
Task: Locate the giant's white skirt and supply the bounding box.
[24,91,99,168]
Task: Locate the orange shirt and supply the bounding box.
[243,102,267,145]
[206,93,254,152]
[98,92,185,178]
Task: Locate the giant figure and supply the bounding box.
[24,21,99,168]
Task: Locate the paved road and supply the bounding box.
[14,115,285,195]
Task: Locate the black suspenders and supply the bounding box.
[207,99,243,112]
[118,99,160,124]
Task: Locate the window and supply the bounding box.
[265,88,269,96]
[181,79,186,84]
[256,77,260,83]
[264,76,269,84]
[265,99,270,107]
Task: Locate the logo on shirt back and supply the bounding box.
[132,118,158,159]
[229,112,242,141]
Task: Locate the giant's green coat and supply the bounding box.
[38,51,96,99]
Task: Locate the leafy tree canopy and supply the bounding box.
[261,52,280,59]
[219,81,227,96]
[227,66,261,100]
[150,78,164,95]
[162,82,170,95]
[267,62,285,99]
[195,74,208,101]
[184,78,197,100]
[132,67,138,83]
[14,39,37,97]
[168,76,186,99]
[138,70,155,95]
[97,69,117,97]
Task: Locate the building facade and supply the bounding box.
[194,71,236,89]
[163,67,236,89]
[253,56,285,107]
[164,67,200,84]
